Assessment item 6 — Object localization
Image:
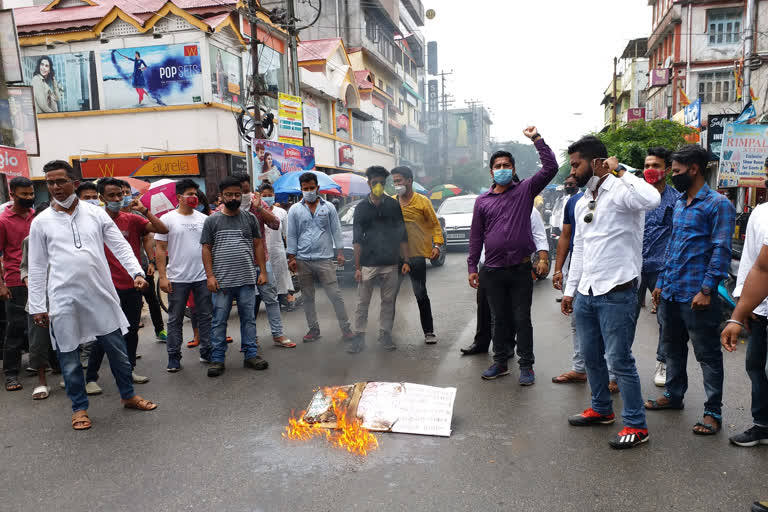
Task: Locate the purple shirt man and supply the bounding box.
[468,137,559,274]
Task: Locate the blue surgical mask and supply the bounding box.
[263,196,275,207]
[303,190,318,203]
[105,201,122,212]
[493,169,515,186]
[194,204,205,212]
[122,196,132,208]
[84,199,100,206]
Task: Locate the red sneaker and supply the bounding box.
[609,427,649,449]
[568,408,616,426]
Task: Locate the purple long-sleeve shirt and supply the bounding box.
[467,138,559,274]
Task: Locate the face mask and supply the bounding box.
[240,193,251,209]
[17,197,35,209]
[184,195,199,209]
[122,196,132,208]
[84,199,100,206]
[493,169,515,186]
[53,193,76,209]
[263,196,275,207]
[195,204,205,212]
[671,171,693,193]
[394,185,406,196]
[644,168,666,185]
[564,186,578,195]
[105,200,123,212]
[303,190,318,203]
[371,183,385,197]
[224,199,241,211]
[586,175,602,192]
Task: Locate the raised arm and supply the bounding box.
[524,127,559,198]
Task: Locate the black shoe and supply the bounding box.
[207,362,225,377]
[568,408,616,426]
[460,343,487,355]
[378,332,396,351]
[730,425,768,447]
[345,334,365,354]
[752,501,768,512]
[608,427,649,449]
[556,297,563,303]
[244,356,269,370]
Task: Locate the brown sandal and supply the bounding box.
[552,370,588,384]
[72,410,92,430]
[122,395,158,411]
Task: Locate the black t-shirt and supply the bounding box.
[353,195,408,266]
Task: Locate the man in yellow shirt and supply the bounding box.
[391,166,444,344]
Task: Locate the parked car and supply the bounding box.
[438,195,478,248]
[336,199,448,284]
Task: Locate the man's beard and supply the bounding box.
[574,166,594,187]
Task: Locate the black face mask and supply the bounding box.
[564,186,578,195]
[764,179,768,189]
[671,171,693,193]
[224,200,241,211]
[17,198,35,208]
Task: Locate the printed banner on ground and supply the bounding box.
[100,43,203,109]
[717,123,768,188]
[252,140,315,186]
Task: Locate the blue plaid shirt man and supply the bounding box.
[657,184,735,302]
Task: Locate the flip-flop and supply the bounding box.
[5,378,22,391]
[273,338,296,348]
[552,371,588,384]
[187,339,200,348]
[645,398,684,410]
[72,410,92,430]
[693,420,721,435]
[32,385,50,400]
[122,396,158,411]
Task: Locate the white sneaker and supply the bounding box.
[653,361,666,387]
[85,381,103,395]
[425,333,438,345]
[132,372,150,384]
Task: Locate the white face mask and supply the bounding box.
[586,175,602,192]
[240,193,251,209]
[53,193,77,209]
[394,185,407,196]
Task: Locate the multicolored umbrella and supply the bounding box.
[139,178,178,217]
[329,172,370,197]
[429,184,462,201]
[272,170,341,195]
[122,177,151,195]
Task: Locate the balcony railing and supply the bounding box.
[401,0,425,26]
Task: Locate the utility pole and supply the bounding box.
[612,56,618,125]
[248,0,266,141]
[439,70,453,182]
[743,0,757,109]
[286,0,301,96]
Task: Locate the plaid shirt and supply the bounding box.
[657,184,735,302]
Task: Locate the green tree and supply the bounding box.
[596,119,697,169]
[451,160,490,194]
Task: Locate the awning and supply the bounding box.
[403,125,428,145]
[402,82,425,103]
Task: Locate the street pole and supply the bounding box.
[286,0,301,96]
[612,56,618,125]
[248,0,265,142]
[439,70,452,182]
[738,0,757,212]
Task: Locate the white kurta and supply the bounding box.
[27,200,144,353]
[265,206,293,295]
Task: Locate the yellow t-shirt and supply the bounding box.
[398,192,444,258]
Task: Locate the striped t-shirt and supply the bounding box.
[200,210,261,288]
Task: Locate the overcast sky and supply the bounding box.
[422,0,652,163]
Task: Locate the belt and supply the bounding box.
[609,279,637,293]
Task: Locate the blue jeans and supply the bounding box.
[574,285,646,429]
[167,280,212,360]
[211,285,259,363]
[58,329,134,413]
[637,270,665,363]
[254,262,283,338]
[659,298,724,415]
[746,315,768,426]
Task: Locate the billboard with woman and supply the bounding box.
[22,52,99,113]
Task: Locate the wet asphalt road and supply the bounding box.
[0,252,765,512]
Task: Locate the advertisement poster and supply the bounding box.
[22,52,99,113]
[80,155,200,179]
[252,140,315,186]
[684,98,701,129]
[707,114,738,159]
[302,103,321,132]
[717,123,768,188]
[101,43,203,109]
[210,45,242,105]
[6,87,39,156]
[278,92,303,146]
[335,140,354,169]
[0,145,29,178]
[0,10,22,83]
[336,112,350,139]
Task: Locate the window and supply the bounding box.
[698,72,735,103]
[708,9,741,45]
[259,45,285,107]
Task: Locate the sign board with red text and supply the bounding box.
[80,155,200,178]
[0,145,29,177]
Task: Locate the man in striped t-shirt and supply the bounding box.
[201,176,268,377]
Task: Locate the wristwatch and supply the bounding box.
[532,134,542,142]
[701,286,712,296]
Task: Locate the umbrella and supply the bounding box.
[121,177,151,195]
[139,178,178,217]
[413,181,428,194]
[329,173,370,197]
[272,170,341,195]
[429,184,462,201]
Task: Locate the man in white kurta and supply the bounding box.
[28,160,157,430]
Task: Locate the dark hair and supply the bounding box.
[76,181,98,197]
[567,136,608,161]
[365,166,389,181]
[298,172,318,186]
[764,155,768,168]
[116,179,131,190]
[259,182,274,193]
[219,175,243,192]
[97,177,125,196]
[33,56,55,85]
[175,178,199,196]
[261,152,272,173]
[196,189,211,215]
[42,160,76,179]
[647,146,671,167]
[564,175,578,185]
[670,144,710,175]
[255,142,265,152]
[489,150,515,169]
[391,166,413,180]
[9,176,33,192]
[135,51,140,57]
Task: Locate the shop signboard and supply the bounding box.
[717,123,768,188]
[80,155,200,178]
[278,92,303,146]
[0,145,29,177]
[707,114,738,159]
[100,43,203,109]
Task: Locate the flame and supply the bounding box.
[283,387,378,456]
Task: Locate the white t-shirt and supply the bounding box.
[154,209,207,283]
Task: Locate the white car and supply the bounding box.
[437,195,478,248]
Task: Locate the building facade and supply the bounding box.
[601,38,649,127]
